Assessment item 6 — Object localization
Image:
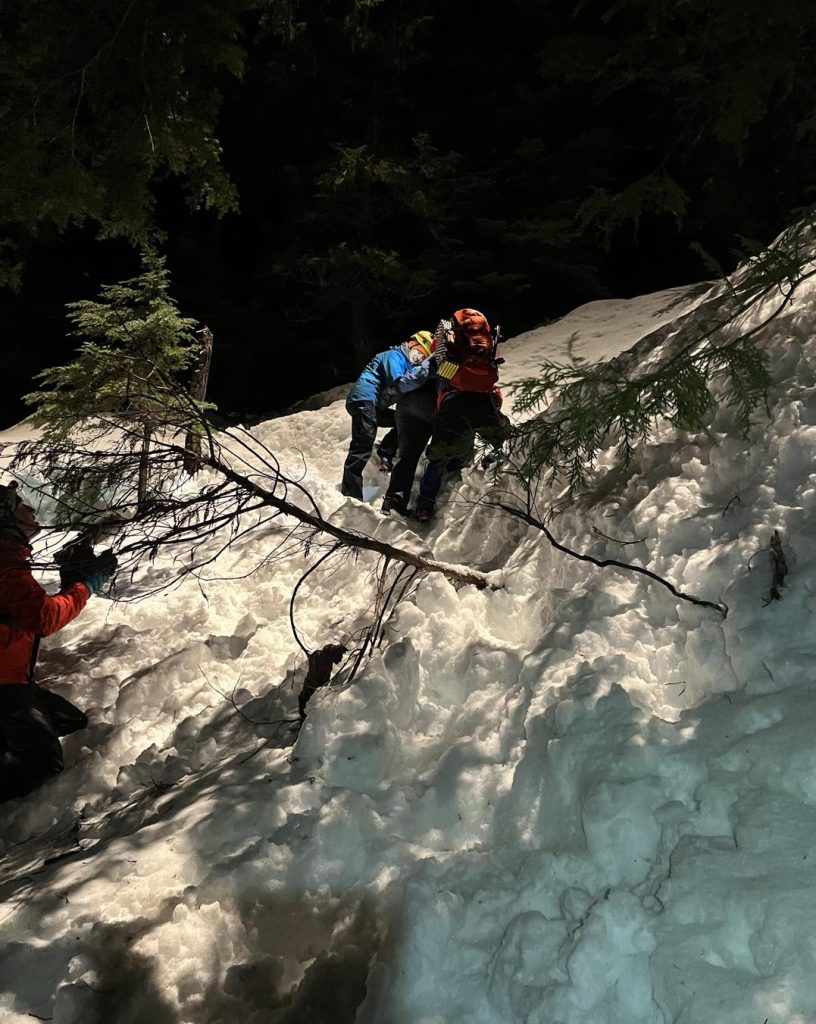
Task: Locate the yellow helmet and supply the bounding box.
[408,330,433,357]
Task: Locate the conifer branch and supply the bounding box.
[509,221,816,493]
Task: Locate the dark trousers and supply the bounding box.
[417,392,511,514]
[0,684,87,803]
[341,401,398,499]
[383,411,434,513]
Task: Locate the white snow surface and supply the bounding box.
[3,280,816,1023]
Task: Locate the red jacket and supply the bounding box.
[0,538,90,685]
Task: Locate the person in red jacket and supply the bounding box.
[0,482,116,802]
[414,309,511,522]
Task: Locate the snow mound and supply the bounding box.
[3,280,816,1023]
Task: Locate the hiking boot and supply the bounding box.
[414,507,433,524]
[376,450,395,473]
[381,497,407,517]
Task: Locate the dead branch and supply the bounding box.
[493,501,727,617]
[289,543,345,655]
[592,526,646,546]
[4,402,494,704]
[764,529,788,604]
[195,445,493,590]
[183,326,214,475]
[201,670,298,733]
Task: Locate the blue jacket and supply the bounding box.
[347,347,435,410]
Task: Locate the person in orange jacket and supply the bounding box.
[414,309,511,522]
[0,482,117,802]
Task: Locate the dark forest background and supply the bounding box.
[2,0,816,427]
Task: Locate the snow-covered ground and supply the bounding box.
[3,277,816,1023]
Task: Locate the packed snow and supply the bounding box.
[2,276,816,1023]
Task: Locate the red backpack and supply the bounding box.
[435,308,503,394]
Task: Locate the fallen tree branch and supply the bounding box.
[493,502,727,617]
[197,448,494,591]
[592,526,646,546]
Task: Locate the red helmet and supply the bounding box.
[452,309,492,350]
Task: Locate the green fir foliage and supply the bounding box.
[26,251,199,436]
[510,217,816,493]
[0,0,252,284]
[273,134,456,361]
[24,251,201,516]
[577,173,689,248]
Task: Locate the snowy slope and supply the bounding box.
[2,278,816,1023]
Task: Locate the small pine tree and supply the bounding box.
[25,251,200,515]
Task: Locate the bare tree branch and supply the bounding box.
[491,501,727,617]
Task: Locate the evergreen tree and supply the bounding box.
[538,0,816,255]
[25,251,200,513]
[0,0,255,286]
[6,0,816,418]
[279,136,456,364]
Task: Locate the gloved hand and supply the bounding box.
[56,539,97,589]
[80,549,118,595]
[480,447,503,470]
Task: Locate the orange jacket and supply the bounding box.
[0,538,90,685]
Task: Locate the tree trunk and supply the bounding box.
[137,421,151,510]
[183,326,214,476]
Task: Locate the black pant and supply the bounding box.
[417,392,511,513]
[341,401,399,500]
[383,411,434,513]
[0,684,87,803]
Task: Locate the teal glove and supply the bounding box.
[82,571,111,595]
[81,550,118,595]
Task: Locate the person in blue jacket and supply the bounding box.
[341,332,437,500]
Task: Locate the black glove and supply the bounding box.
[57,542,117,593]
[56,539,97,589]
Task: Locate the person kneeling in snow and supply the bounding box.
[341,331,438,501]
[0,483,117,803]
